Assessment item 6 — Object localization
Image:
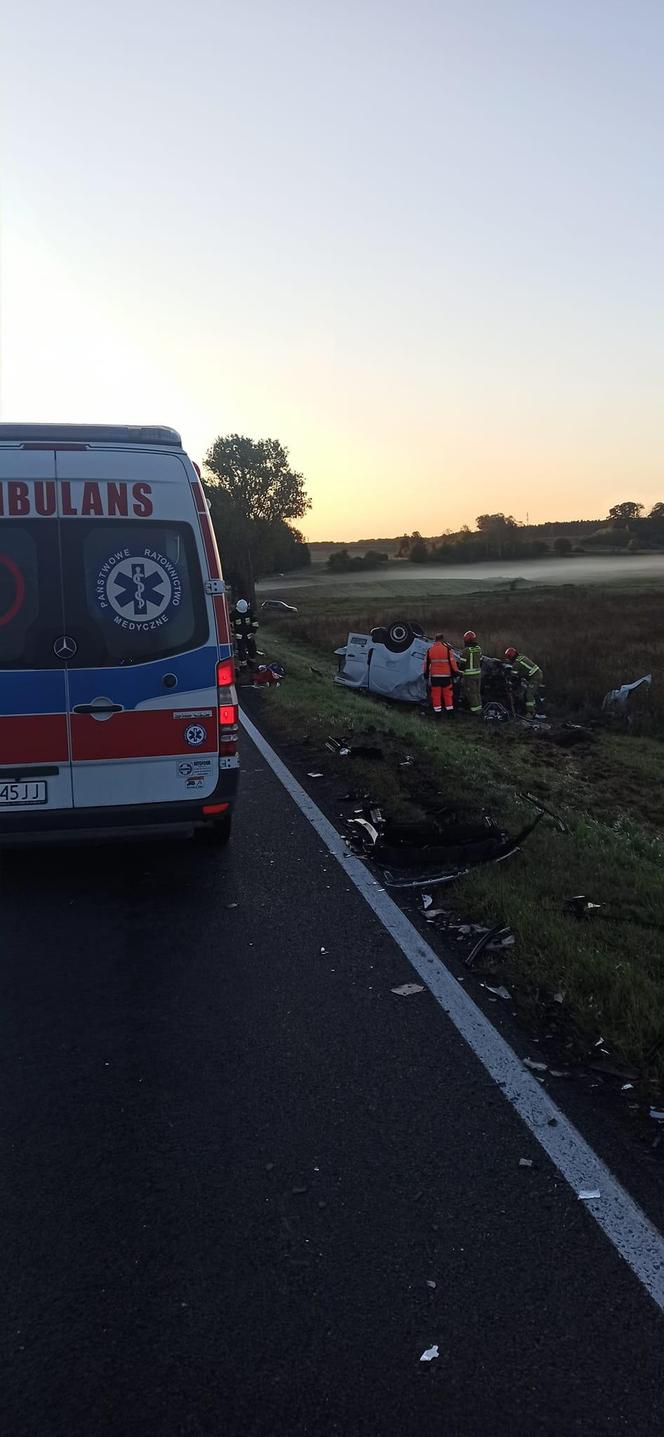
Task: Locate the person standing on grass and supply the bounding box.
[459,630,483,714]
[424,633,458,714]
[504,646,543,712]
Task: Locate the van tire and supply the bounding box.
[201,813,232,847]
[384,621,415,654]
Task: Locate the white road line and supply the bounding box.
[240,709,664,1313]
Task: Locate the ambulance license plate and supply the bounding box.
[0,781,47,806]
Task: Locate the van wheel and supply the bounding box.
[384,621,415,653]
[200,814,232,847]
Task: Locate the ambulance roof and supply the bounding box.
[0,425,183,447]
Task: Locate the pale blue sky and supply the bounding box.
[3,0,663,537]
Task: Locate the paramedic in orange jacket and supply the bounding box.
[424,633,459,713]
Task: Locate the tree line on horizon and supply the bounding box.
[399,502,664,566]
[323,501,664,571]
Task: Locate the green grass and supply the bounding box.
[252,631,664,1088]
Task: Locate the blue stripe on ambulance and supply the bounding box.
[67,644,230,709]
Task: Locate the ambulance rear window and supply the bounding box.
[61,520,209,667]
[0,522,63,669]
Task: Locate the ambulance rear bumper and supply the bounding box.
[0,770,239,846]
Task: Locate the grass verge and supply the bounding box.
[250,631,664,1089]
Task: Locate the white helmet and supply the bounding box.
[236,599,249,614]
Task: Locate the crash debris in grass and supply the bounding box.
[523,1058,548,1072]
[391,983,425,997]
[420,1346,439,1362]
[483,984,512,1001]
[422,893,433,910]
[564,894,602,918]
[649,1108,664,1121]
[519,1158,533,1168]
[307,772,324,779]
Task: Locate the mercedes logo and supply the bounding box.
[54,635,78,659]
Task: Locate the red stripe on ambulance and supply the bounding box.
[71,710,217,762]
[0,715,69,763]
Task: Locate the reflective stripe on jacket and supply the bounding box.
[425,641,458,680]
[515,654,541,681]
[460,643,482,675]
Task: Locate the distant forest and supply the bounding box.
[315,502,664,571]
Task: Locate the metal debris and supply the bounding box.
[523,1058,548,1073]
[521,793,568,834]
[484,984,512,1001]
[649,1108,664,1121]
[307,772,324,779]
[488,932,515,951]
[391,983,425,996]
[420,1346,439,1362]
[385,870,471,890]
[602,673,652,711]
[621,1083,634,1091]
[518,1158,533,1168]
[422,893,433,910]
[578,1189,601,1200]
[564,894,602,918]
[349,818,379,844]
[426,1280,437,1290]
[465,925,510,967]
[553,990,565,1004]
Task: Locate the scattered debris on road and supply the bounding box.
[519,1158,533,1168]
[391,983,425,996]
[420,1346,440,1362]
[578,1189,601,1201]
[307,772,324,779]
[426,1280,437,1290]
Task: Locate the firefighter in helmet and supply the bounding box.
[504,647,543,713]
[459,630,482,714]
[231,598,259,667]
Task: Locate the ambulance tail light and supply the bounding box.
[216,659,234,687]
[217,659,239,756]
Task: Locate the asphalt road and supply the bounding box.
[2,729,664,1436]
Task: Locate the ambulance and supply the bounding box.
[0,424,239,845]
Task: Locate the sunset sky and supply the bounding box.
[3,0,663,540]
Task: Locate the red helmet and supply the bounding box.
[463,630,477,644]
[504,646,518,661]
